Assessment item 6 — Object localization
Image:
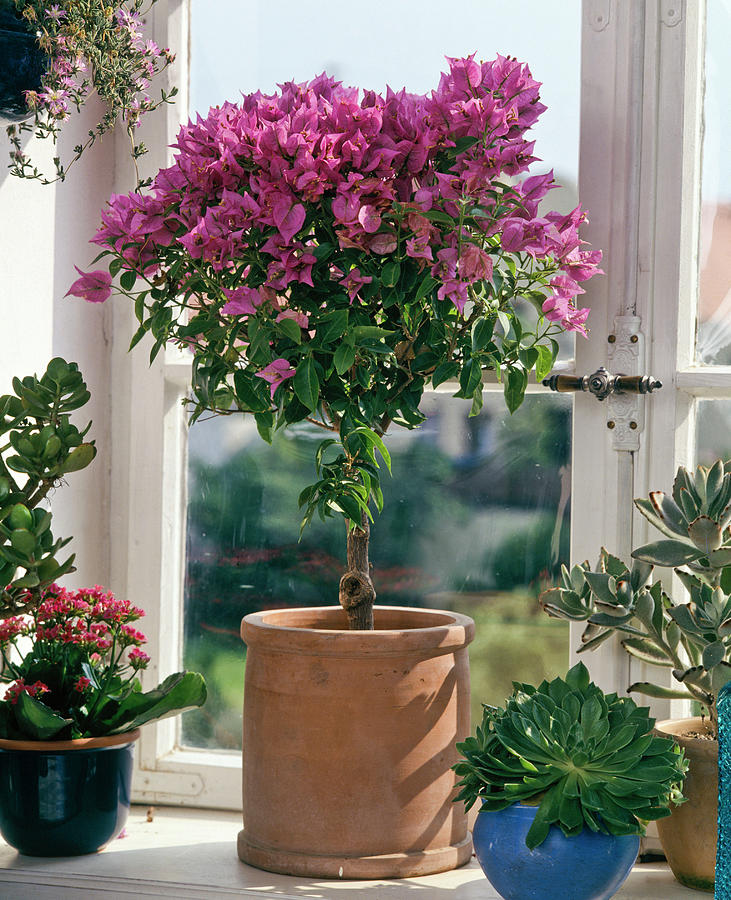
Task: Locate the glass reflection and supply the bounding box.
[696,0,731,365]
[182,393,570,749]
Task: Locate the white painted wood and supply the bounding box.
[0,805,700,899]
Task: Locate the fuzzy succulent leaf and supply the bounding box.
[631,540,704,567]
[628,682,693,701]
[454,662,687,849]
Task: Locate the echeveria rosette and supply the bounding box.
[0,584,206,740]
[540,462,731,736]
[453,662,687,849]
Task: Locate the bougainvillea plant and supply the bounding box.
[0,584,206,740]
[70,55,603,629]
[2,0,175,184]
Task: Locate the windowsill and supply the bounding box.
[0,805,697,899]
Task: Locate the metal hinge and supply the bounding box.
[542,316,661,450]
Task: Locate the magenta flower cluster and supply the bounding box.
[72,55,598,332]
[0,584,150,720]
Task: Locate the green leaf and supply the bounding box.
[293,358,319,412]
[432,362,459,388]
[333,343,356,375]
[535,344,555,382]
[14,691,71,740]
[415,274,438,303]
[319,309,349,343]
[104,672,207,734]
[119,269,137,292]
[703,641,725,670]
[277,317,302,344]
[59,442,96,474]
[351,325,393,343]
[471,318,495,352]
[631,540,704,567]
[504,367,527,414]
[627,682,693,701]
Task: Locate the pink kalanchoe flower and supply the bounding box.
[128,647,151,670]
[255,359,297,399]
[74,676,91,693]
[66,266,112,303]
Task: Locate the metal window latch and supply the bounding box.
[541,316,662,451]
[542,368,662,401]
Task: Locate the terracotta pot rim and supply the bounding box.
[241,605,475,657]
[655,716,717,746]
[0,728,141,752]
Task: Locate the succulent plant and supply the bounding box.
[0,358,96,616]
[632,460,731,576]
[453,662,686,849]
[540,462,731,736]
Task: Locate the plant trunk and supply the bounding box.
[339,511,375,630]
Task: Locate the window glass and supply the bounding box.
[696,398,731,465]
[182,394,571,747]
[695,0,731,365]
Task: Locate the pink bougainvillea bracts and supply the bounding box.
[71,55,602,581]
[0,584,206,740]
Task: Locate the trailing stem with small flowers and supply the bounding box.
[70,55,603,629]
[0,584,206,740]
[3,0,175,184]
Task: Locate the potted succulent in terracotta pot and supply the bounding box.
[540,460,731,892]
[3,0,175,183]
[454,662,687,900]
[70,54,602,876]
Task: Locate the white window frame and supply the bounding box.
[111,0,716,808]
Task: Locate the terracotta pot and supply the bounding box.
[0,729,140,856]
[237,605,475,879]
[655,717,716,893]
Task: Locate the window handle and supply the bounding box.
[542,366,662,402]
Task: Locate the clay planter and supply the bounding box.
[0,729,140,856]
[237,605,475,879]
[655,717,716,893]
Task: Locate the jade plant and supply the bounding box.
[0,358,96,618]
[453,662,687,849]
[540,461,731,736]
[70,55,602,629]
[0,583,206,740]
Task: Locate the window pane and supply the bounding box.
[182,394,571,749]
[189,0,581,363]
[695,0,731,365]
[696,398,731,464]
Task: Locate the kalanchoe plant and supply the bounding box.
[70,55,602,629]
[540,461,731,736]
[0,584,206,740]
[3,0,176,184]
[0,358,96,617]
[453,662,687,850]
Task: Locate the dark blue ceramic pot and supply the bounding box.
[472,803,640,900]
[0,730,140,856]
[0,11,47,123]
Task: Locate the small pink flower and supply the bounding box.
[255,359,297,399]
[128,647,151,670]
[74,676,91,692]
[65,266,112,304]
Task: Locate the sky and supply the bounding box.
[189,0,582,191]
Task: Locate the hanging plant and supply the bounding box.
[2,0,176,185]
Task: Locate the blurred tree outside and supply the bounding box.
[182,393,571,747]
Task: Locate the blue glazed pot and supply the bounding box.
[0,730,140,856]
[472,803,640,900]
